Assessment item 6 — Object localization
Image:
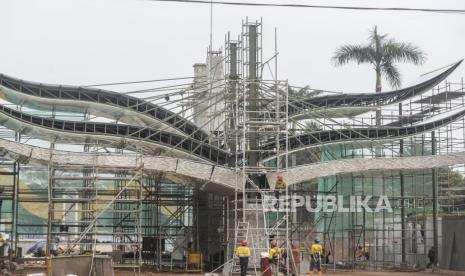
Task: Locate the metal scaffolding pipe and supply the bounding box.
[400,102,406,264]
[227,41,238,155]
[247,24,259,167]
[432,130,439,267]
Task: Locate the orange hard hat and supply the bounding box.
[242,240,248,246]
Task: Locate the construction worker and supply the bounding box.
[322,246,331,264]
[236,240,251,276]
[309,238,323,276]
[358,245,370,261]
[426,246,436,268]
[268,240,281,276]
[321,246,331,272]
[261,252,272,276]
[290,242,301,275]
[274,175,287,208]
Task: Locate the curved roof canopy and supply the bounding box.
[267,150,465,185]
[0,138,238,195]
[288,60,462,119]
[261,106,465,160]
[0,73,209,140]
[0,104,229,164]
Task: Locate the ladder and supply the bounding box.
[112,169,143,274]
[231,221,250,275]
[351,224,365,266]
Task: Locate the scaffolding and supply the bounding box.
[222,18,299,275]
[0,18,464,276]
[47,160,143,273]
[305,78,465,271]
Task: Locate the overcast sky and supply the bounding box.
[1,0,464,94]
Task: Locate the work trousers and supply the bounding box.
[310,256,321,271]
[239,256,248,276]
[271,262,279,276]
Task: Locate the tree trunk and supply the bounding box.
[375,69,382,157]
[375,69,382,126]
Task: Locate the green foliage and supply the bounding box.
[438,167,465,211]
[304,121,321,132]
[288,85,323,98]
[332,26,426,90]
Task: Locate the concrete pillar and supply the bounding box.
[197,192,223,270]
[193,63,208,130]
[206,52,225,134]
[192,52,225,134]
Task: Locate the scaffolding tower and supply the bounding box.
[223,19,294,275]
[46,155,143,274]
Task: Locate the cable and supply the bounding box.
[420,60,462,77]
[127,78,224,96]
[149,0,465,14]
[82,76,195,87]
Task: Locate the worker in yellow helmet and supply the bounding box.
[236,240,251,276]
[274,175,287,209]
[268,240,281,276]
[275,175,287,190]
[309,238,323,276]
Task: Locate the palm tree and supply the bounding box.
[332,26,426,126]
[332,26,426,93]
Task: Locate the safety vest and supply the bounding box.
[275,180,287,189]
[236,246,251,257]
[269,246,281,259]
[311,243,323,255]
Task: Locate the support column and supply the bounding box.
[193,63,208,130]
[431,131,438,267]
[399,102,406,264]
[247,25,259,167]
[227,42,238,156]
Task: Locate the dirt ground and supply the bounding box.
[11,272,465,276]
[321,272,465,276]
[12,268,465,275]
[112,271,465,276]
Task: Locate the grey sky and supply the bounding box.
[1,0,464,93]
